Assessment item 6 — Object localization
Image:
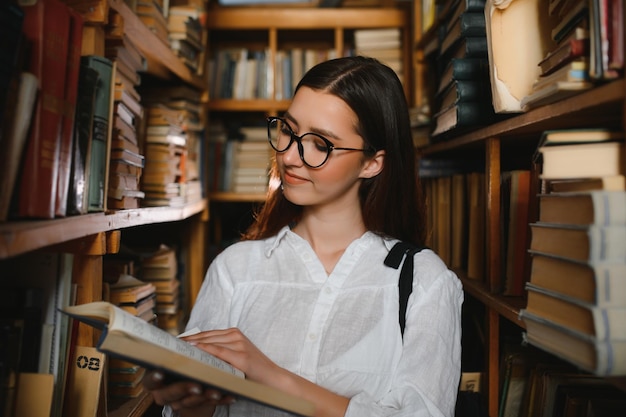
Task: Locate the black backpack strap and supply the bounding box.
[384,242,427,338]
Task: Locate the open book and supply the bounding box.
[61,301,315,416]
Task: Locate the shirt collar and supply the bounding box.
[263,225,395,258]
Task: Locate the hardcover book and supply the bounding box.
[54,9,84,218]
[538,191,626,226]
[82,55,114,213]
[529,222,626,263]
[439,12,486,57]
[520,309,626,376]
[528,253,626,307]
[17,0,71,218]
[67,64,99,215]
[524,282,626,340]
[61,301,315,416]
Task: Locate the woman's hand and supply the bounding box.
[182,328,282,385]
[143,369,235,417]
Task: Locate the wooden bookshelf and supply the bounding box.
[205,5,412,225]
[0,1,210,416]
[413,1,626,416]
[0,199,207,260]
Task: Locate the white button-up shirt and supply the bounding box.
[166,226,463,417]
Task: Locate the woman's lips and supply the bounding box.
[283,171,308,185]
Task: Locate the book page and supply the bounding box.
[63,302,243,377]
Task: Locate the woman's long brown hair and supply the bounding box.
[242,56,426,247]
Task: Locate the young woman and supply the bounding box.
[145,56,463,417]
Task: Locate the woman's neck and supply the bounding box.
[292,204,366,274]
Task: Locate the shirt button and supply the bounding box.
[324,287,332,294]
[308,333,317,341]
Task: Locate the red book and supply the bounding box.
[18,0,71,218]
[55,8,84,217]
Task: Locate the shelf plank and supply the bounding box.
[458,274,526,328]
[0,200,207,259]
[207,99,290,112]
[108,0,205,89]
[419,79,625,155]
[206,8,407,30]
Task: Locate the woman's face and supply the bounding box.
[276,86,384,209]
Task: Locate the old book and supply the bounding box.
[13,373,54,417]
[546,175,626,192]
[536,128,622,146]
[109,275,156,305]
[519,309,626,376]
[437,57,489,95]
[503,170,531,296]
[67,65,99,215]
[0,72,38,222]
[436,79,488,112]
[485,0,556,112]
[118,293,156,318]
[441,35,489,62]
[528,253,626,307]
[82,55,114,213]
[55,9,84,218]
[538,141,624,180]
[432,101,494,137]
[538,191,626,226]
[525,282,626,339]
[520,79,593,110]
[538,37,589,76]
[61,301,315,416]
[447,0,488,29]
[466,172,486,279]
[531,59,589,92]
[529,222,626,262]
[17,0,71,218]
[64,345,106,417]
[440,12,486,56]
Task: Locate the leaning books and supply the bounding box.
[61,301,315,416]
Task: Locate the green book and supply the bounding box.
[82,55,113,213]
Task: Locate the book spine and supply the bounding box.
[459,12,486,37]
[55,9,84,217]
[0,72,38,221]
[17,0,71,219]
[67,64,99,216]
[455,101,491,126]
[453,80,484,102]
[83,55,114,213]
[450,58,489,80]
[464,37,488,58]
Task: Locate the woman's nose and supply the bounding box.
[280,139,303,166]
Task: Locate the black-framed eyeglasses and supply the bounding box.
[266,117,373,168]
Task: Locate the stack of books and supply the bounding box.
[520,0,592,110]
[229,125,272,194]
[167,4,207,74]
[520,128,626,376]
[139,245,182,335]
[142,106,187,207]
[134,0,170,47]
[140,85,204,206]
[105,268,156,399]
[430,0,494,138]
[354,28,404,84]
[105,26,147,210]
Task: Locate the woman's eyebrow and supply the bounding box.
[284,112,341,141]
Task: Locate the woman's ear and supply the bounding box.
[359,150,385,179]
